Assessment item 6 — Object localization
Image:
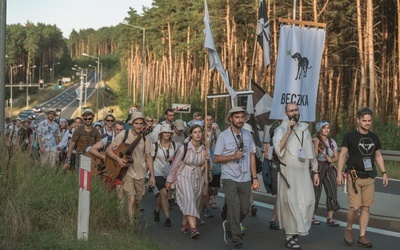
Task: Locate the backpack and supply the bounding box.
[153,141,176,160]
[269,123,280,162]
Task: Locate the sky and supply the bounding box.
[7,0,153,38]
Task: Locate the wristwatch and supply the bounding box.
[252,176,258,180]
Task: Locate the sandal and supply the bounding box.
[285,236,301,249]
[312,216,321,225]
[269,221,280,230]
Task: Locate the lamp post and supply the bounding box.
[10,64,23,117]
[51,62,60,84]
[120,21,146,112]
[38,64,48,83]
[72,67,84,116]
[82,53,100,117]
[27,65,36,107]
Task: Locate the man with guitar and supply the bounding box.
[89,120,125,197]
[105,112,154,223]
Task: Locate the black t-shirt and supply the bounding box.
[341,129,381,178]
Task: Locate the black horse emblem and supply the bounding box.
[291,52,312,80]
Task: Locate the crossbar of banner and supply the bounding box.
[278,18,326,28]
[207,90,254,99]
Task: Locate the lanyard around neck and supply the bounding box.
[293,130,304,147]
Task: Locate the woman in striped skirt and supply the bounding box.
[311,120,341,226]
[166,124,209,239]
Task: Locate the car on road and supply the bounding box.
[17,113,30,122]
[18,110,36,120]
[33,105,42,113]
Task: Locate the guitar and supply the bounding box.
[85,151,107,176]
[103,128,152,180]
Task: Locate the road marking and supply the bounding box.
[217,193,400,238]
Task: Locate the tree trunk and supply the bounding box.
[357,0,367,110]
[367,0,375,112]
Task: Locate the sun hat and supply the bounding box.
[59,118,67,123]
[174,119,185,131]
[316,120,330,132]
[93,122,102,128]
[160,124,173,134]
[45,108,57,115]
[82,108,95,116]
[225,107,249,124]
[130,112,145,123]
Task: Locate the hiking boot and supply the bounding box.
[190,228,200,239]
[223,220,233,245]
[344,228,353,245]
[326,218,340,227]
[164,218,171,227]
[233,242,245,250]
[153,210,160,222]
[251,205,257,216]
[357,236,373,248]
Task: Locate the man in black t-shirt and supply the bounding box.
[337,108,388,248]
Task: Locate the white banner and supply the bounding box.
[270,25,326,122]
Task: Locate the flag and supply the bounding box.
[257,0,271,68]
[269,25,326,121]
[204,0,237,98]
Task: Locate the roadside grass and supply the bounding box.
[0,141,163,250]
[382,161,400,179]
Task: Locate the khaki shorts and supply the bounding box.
[348,177,375,208]
[122,176,146,200]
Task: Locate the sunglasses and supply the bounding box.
[146,119,154,122]
[105,119,114,122]
[84,118,93,121]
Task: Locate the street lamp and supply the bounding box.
[72,67,84,116]
[82,52,100,117]
[38,64,48,83]
[10,64,23,117]
[120,21,146,112]
[27,65,36,107]
[51,62,60,84]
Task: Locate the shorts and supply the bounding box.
[155,175,167,191]
[348,177,375,208]
[122,176,146,200]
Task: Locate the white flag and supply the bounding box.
[270,25,325,122]
[204,0,236,98]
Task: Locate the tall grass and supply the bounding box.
[0,140,162,250]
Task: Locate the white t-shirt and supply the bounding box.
[214,128,256,182]
[150,140,179,177]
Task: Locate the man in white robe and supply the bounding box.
[273,102,319,249]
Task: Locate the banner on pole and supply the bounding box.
[269,25,325,122]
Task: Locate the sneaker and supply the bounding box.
[312,216,321,225]
[223,220,233,245]
[233,242,245,250]
[190,228,200,239]
[221,204,228,221]
[153,210,160,222]
[251,205,257,216]
[181,224,190,234]
[269,221,280,230]
[204,207,214,218]
[344,228,353,245]
[357,235,373,248]
[164,218,171,227]
[326,218,339,227]
[240,222,246,234]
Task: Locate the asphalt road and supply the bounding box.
[138,187,400,250]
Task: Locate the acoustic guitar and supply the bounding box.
[85,151,107,176]
[103,128,152,180]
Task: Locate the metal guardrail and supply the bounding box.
[381,150,400,162]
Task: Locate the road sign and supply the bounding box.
[172,103,191,113]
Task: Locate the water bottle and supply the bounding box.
[342,173,348,193]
